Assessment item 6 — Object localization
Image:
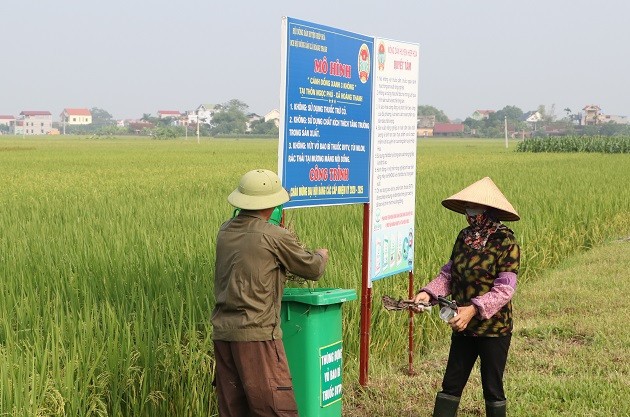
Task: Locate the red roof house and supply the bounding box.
[61,108,92,129]
[63,108,91,116]
[18,111,53,135]
[157,110,181,118]
[433,123,465,136]
[20,111,52,117]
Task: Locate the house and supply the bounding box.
[598,114,629,124]
[157,110,185,126]
[195,104,221,125]
[128,121,154,134]
[18,111,53,135]
[0,115,15,134]
[582,105,601,125]
[433,123,464,137]
[523,111,542,123]
[417,115,435,137]
[13,120,25,135]
[522,111,543,131]
[61,108,92,125]
[246,113,262,132]
[0,115,15,126]
[471,110,495,121]
[157,110,181,119]
[264,109,280,127]
[60,108,92,133]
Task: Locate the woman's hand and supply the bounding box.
[410,291,431,312]
[448,305,477,332]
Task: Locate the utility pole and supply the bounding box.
[196,110,200,143]
[504,115,508,149]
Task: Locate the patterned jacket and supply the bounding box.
[423,227,520,337]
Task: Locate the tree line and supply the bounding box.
[419,104,630,138]
[49,102,630,139]
[65,99,279,139]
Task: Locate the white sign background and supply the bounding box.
[368,39,419,283]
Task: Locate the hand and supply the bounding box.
[448,305,477,332]
[410,291,431,313]
[316,248,329,264]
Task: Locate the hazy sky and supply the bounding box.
[2,0,628,121]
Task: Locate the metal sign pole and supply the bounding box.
[408,270,415,375]
[359,202,371,386]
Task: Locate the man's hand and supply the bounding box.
[449,305,477,332]
[316,248,329,264]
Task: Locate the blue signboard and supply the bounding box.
[280,17,373,208]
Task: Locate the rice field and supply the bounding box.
[0,136,628,416]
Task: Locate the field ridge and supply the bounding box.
[343,238,630,417]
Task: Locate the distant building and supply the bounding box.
[598,114,629,124]
[522,111,543,131]
[417,115,435,137]
[433,123,464,137]
[128,121,154,134]
[523,111,542,123]
[61,108,92,125]
[195,104,221,125]
[582,105,601,125]
[18,111,53,135]
[157,110,181,119]
[13,120,25,135]
[0,115,15,130]
[264,109,280,127]
[60,108,92,133]
[246,113,262,132]
[157,110,185,126]
[471,110,495,121]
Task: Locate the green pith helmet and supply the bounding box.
[227,169,290,210]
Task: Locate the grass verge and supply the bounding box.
[343,238,630,416]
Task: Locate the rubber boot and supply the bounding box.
[485,400,506,417]
[432,392,460,417]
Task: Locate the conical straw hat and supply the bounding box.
[441,177,520,221]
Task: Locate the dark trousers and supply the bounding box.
[441,334,511,402]
[213,340,298,417]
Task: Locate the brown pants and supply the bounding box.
[213,340,298,417]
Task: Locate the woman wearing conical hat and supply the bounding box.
[412,177,520,417]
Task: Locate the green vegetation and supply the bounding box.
[463,105,528,137]
[0,136,628,416]
[345,239,630,416]
[517,135,630,153]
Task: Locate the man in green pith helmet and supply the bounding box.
[212,168,329,417]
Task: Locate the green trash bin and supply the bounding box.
[281,287,356,417]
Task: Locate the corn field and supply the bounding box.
[517,135,630,153]
[0,136,628,416]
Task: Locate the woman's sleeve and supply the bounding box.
[472,241,520,319]
[421,261,452,303]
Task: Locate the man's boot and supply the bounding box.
[485,400,507,417]
[432,392,460,417]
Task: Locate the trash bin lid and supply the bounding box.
[282,287,357,306]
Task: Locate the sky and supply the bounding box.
[2,0,628,121]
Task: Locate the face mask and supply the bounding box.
[465,207,486,216]
[268,205,283,226]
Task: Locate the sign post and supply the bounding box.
[280,17,373,209]
[280,17,419,388]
